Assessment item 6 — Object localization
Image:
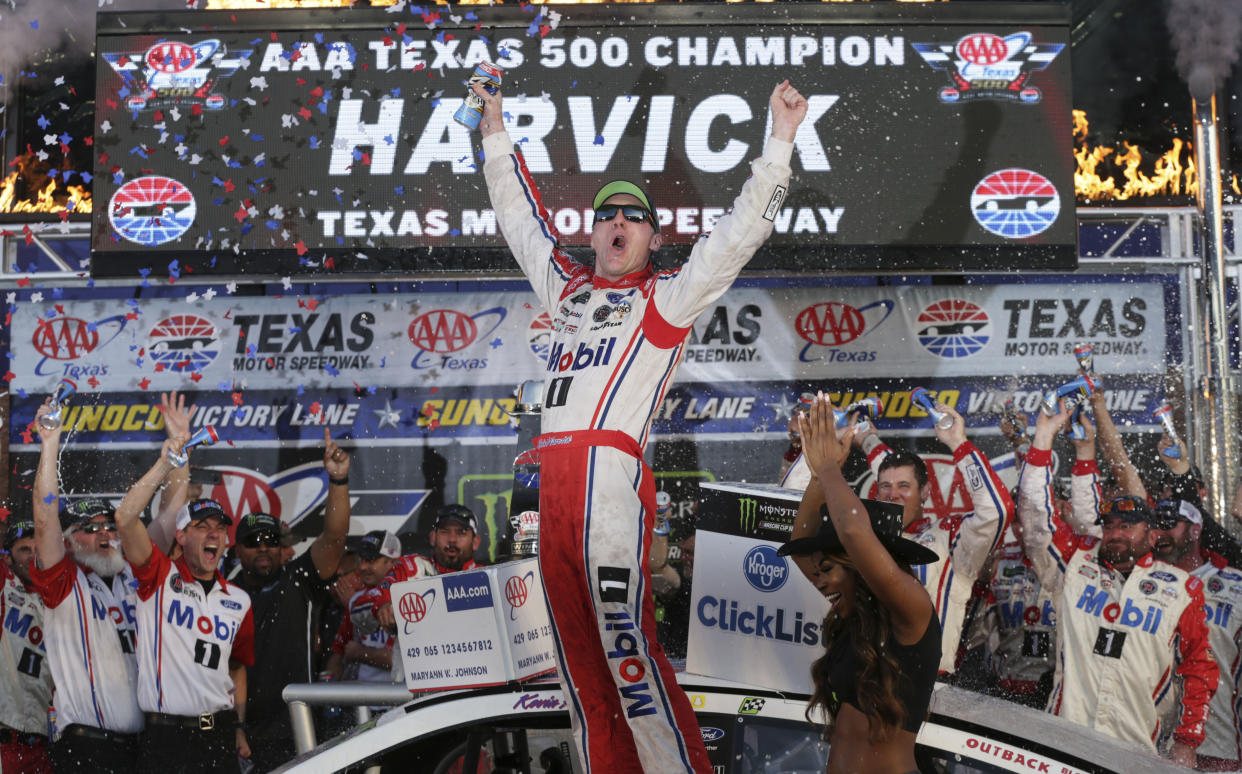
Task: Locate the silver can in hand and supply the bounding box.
[38,379,77,430]
[453,61,503,130]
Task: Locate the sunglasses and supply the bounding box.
[241,532,281,549]
[77,521,117,535]
[594,204,654,227]
[1099,495,1147,514]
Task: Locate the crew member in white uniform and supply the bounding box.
[116,438,255,774]
[30,400,141,773]
[1,519,55,774]
[473,77,807,773]
[1149,498,1242,770]
[1017,402,1216,766]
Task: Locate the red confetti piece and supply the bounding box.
[190,372,203,382]
[16,277,30,288]
[234,205,249,222]
[88,376,100,388]
[138,378,151,390]
[232,392,244,406]
[296,240,308,256]
[219,135,230,147]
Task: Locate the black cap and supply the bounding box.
[357,530,401,560]
[59,499,115,531]
[176,498,232,530]
[778,499,939,566]
[435,504,478,533]
[236,512,282,542]
[1095,495,1154,525]
[4,520,35,551]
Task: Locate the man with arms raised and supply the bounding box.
[233,428,351,772]
[112,430,254,772]
[1018,402,1216,766]
[473,78,807,772]
[30,401,141,772]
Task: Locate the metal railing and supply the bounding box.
[281,681,413,755]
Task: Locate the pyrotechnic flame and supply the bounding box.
[1074,109,1240,202]
[0,170,91,215]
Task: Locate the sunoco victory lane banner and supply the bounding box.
[91,3,1073,276]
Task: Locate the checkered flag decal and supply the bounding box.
[912,42,1064,72]
[738,697,765,715]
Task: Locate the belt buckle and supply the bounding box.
[198,713,214,732]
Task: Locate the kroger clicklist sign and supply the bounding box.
[686,531,829,694]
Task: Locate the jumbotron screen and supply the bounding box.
[91,3,1074,277]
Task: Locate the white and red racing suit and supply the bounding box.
[1018,448,1217,751]
[482,127,792,773]
[365,554,476,683]
[978,534,1056,698]
[1154,550,1242,764]
[1,561,54,736]
[865,441,1013,673]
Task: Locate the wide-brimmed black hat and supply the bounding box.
[778,499,939,566]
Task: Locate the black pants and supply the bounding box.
[242,716,295,774]
[50,725,138,774]
[138,719,237,774]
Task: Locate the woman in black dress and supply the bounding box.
[780,393,941,774]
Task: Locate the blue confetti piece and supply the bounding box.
[241,222,253,235]
[52,287,63,299]
[43,492,56,504]
[593,134,604,146]
[324,364,340,376]
[81,171,92,184]
[138,268,151,278]
[449,228,461,236]
[394,186,404,196]
[352,148,364,161]
[251,134,264,142]
[212,197,225,206]
[29,19,37,29]
[266,220,280,231]
[465,11,477,19]
[526,20,539,36]
[314,32,324,44]
[58,132,71,145]
[47,169,58,179]
[227,159,242,168]
[309,135,320,149]
[15,388,26,399]
[113,171,125,184]
[246,343,258,357]
[217,381,232,391]
[296,384,306,396]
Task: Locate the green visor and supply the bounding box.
[593,181,658,231]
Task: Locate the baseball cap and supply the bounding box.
[593,180,658,231]
[1095,495,1154,525]
[357,530,401,560]
[435,504,478,533]
[59,498,116,531]
[1154,499,1203,527]
[4,520,35,551]
[176,498,232,531]
[235,512,282,542]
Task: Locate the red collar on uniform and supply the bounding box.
[1202,549,1229,569]
[174,554,232,593]
[904,516,930,535]
[434,558,479,575]
[591,264,655,290]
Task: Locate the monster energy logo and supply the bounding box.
[738,498,758,533]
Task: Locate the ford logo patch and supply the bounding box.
[701,726,725,742]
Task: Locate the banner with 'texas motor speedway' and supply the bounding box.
[7,275,1175,446]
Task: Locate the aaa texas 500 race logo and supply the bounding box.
[912,32,1065,104]
[102,39,249,112]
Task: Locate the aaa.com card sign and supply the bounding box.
[391,558,557,692]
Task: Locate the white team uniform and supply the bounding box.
[1018,449,1217,751]
[130,545,254,716]
[866,442,1012,673]
[29,555,142,734]
[1,562,54,734]
[979,536,1057,697]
